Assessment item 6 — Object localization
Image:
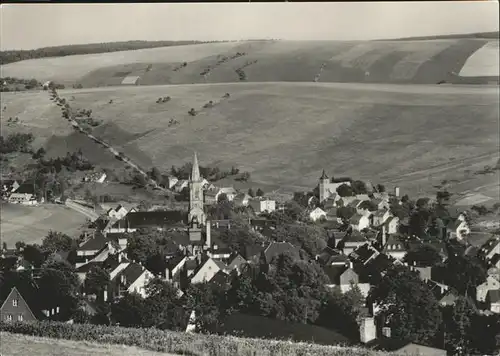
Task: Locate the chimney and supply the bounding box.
[394,186,400,197]
[118,253,122,263]
[348,260,353,270]
[205,223,211,248]
[103,286,108,302]
[382,326,391,338]
[359,317,376,344]
[381,225,387,246]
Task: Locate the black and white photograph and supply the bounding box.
[0,2,499,355]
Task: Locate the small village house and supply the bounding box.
[1,179,20,198]
[371,209,392,228]
[478,236,500,262]
[323,262,371,297]
[173,179,189,193]
[7,181,41,205]
[249,197,276,215]
[338,231,368,255]
[233,193,252,207]
[205,187,237,204]
[106,205,129,220]
[486,290,500,313]
[190,256,228,284]
[0,287,38,322]
[165,176,179,189]
[83,172,107,183]
[447,218,470,241]
[109,262,154,299]
[349,213,370,231]
[476,275,500,302]
[308,207,326,222]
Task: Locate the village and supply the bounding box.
[1,152,499,355]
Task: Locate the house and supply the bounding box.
[249,197,276,215]
[206,237,232,260]
[371,198,389,211]
[106,205,129,220]
[7,181,40,205]
[107,211,189,233]
[164,176,179,189]
[383,235,407,261]
[446,218,470,241]
[371,337,447,356]
[371,210,392,228]
[255,242,301,265]
[324,207,343,223]
[75,232,109,268]
[233,193,252,207]
[173,179,189,193]
[205,187,237,204]
[349,243,380,266]
[316,247,350,267]
[338,231,368,255]
[349,214,370,231]
[121,76,140,85]
[490,253,500,269]
[1,179,20,197]
[83,172,106,183]
[211,219,232,229]
[308,207,327,222]
[209,270,233,290]
[227,253,247,274]
[439,289,459,307]
[249,219,276,232]
[109,262,154,299]
[478,236,500,262]
[323,262,370,297]
[190,256,228,284]
[486,290,500,313]
[477,275,500,302]
[0,287,38,322]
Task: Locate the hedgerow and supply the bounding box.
[0,321,382,356]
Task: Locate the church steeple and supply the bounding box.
[320,169,329,180]
[191,151,201,182]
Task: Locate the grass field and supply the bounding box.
[0,203,88,246]
[2,39,497,87]
[1,82,498,200]
[0,332,177,356]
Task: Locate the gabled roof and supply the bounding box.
[0,274,45,320]
[209,270,232,289]
[349,213,365,225]
[78,232,107,251]
[13,182,36,195]
[343,231,368,244]
[487,289,500,303]
[228,253,246,270]
[478,236,500,258]
[323,265,348,285]
[264,242,301,263]
[112,211,188,229]
[76,261,102,273]
[447,219,466,231]
[115,263,147,287]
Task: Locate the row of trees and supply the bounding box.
[0,133,34,154]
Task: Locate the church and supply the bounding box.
[105,152,213,254]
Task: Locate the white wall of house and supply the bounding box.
[191,259,222,284]
[386,217,400,234]
[250,199,276,214]
[352,216,370,231]
[128,270,154,298]
[387,250,406,261]
[109,263,130,280]
[309,207,326,221]
[340,282,371,297]
[491,302,500,314]
[476,276,500,302]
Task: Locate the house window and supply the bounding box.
[6,314,13,322]
[17,314,24,321]
[12,299,18,307]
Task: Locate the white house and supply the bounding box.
[173,180,189,192]
[371,210,393,227]
[165,176,179,189]
[323,263,370,297]
[349,214,370,231]
[205,187,237,204]
[249,198,276,215]
[8,192,39,205]
[383,235,407,261]
[476,275,500,302]
[111,262,154,299]
[309,207,327,222]
[478,237,500,262]
[486,290,500,314]
[447,219,471,241]
[83,172,107,183]
[190,257,227,284]
[233,193,252,207]
[384,216,400,235]
[107,205,129,220]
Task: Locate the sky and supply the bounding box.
[0,2,498,50]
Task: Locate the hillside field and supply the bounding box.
[2,39,498,87]
[0,203,88,246]
[1,82,498,200]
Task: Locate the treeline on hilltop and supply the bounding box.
[0,40,224,65]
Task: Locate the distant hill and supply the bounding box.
[381,31,499,41]
[0,40,226,65]
[2,38,498,87]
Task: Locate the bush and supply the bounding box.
[0,321,369,356]
[188,108,197,116]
